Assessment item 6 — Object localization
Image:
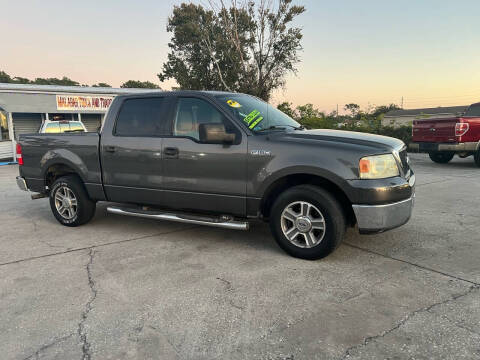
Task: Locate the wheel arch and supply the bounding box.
[260,172,355,226]
[40,149,89,189]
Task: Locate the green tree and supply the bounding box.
[92,83,112,87]
[371,103,401,117]
[344,103,360,117]
[0,71,13,83]
[158,0,305,101]
[296,103,320,120]
[13,77,32,84]
[277,102,296,118]
[32,77,80,86]
[121,80,161,89]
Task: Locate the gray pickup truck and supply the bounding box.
[16,91,415,259]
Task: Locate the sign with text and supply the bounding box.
[56,95,114,111]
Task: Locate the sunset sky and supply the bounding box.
[2,0,480,113]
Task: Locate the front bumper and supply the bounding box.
[352,194,415,234]
[409,142,479,153]
[16,176,28,191]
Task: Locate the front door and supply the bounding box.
[101,96,172,205]
[161,96,247,216]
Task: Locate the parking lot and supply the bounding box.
[0,153,479,360]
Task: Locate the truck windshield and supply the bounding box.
[464,104,480,117]
[215,94,301,132]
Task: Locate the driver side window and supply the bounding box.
[173,97,235,141]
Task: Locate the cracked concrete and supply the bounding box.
[340,285,480,359]
[1,154,479,359]
[22,334,75,360]
[78,248,97,360]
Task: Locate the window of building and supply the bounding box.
[173,97,238,141]
[115,98,167,137]
[0,110,10,141]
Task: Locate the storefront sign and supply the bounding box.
[56,95,114,111]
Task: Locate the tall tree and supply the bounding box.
[158,0,305,101]
[121,80,161,89]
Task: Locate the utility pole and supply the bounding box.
[336,104,339,117]
[401,96,404,109]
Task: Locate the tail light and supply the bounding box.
[16,143,23,165]
[455,122,469,137]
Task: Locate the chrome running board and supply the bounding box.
[107,206,249,231]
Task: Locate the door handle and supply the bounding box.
[105,146,116,153]
[164,147,179,158]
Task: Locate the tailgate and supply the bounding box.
[412,117,457,143]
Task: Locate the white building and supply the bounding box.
[0,83,148,160]
[383,105,469,128]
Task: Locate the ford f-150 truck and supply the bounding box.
[16,91,415,259]
[410,102,480,166]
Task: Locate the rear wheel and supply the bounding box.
[270,185,346,260]
[49,175,96,226]
[474,151,480,167]
[428,151,454,164]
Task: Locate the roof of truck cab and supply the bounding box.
[116,90,243,99]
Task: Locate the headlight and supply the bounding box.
[359,154,399,179]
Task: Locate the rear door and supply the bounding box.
[101,96,174,205]
[161,95,248,216]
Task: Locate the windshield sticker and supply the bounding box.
[227,99,242,108]
[249,116,263,129]
[243,110,260,124]
[242,109,265,129]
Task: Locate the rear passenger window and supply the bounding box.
[115,98,167,136]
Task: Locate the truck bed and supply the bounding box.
[19,132,102,194]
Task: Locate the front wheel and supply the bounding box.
[428,151,454,164]
[49,175,96,226]
[270,185,346,260]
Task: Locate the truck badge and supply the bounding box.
[250,150,271,156]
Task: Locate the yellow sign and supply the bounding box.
[227,99,242,108]
[56,95,114,111]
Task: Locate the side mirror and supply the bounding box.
[199,123,235,144]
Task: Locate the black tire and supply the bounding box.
[269,185,346,260]
[474,151,480,167]
[49,175,96,227]
[428,151,454,164]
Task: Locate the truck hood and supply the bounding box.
[282,129,405,152]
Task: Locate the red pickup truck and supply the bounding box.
[410,102,480,166]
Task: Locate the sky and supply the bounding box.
[1,0,480,113]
